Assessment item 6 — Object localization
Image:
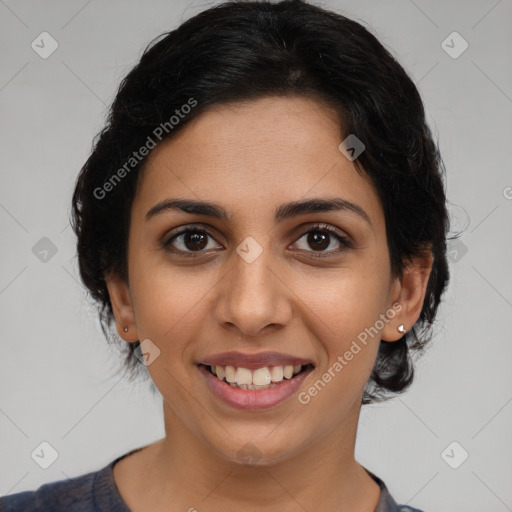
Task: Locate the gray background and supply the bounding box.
[1,0,511,510]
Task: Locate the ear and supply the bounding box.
[104,271,138,342]
[381,247,433,342]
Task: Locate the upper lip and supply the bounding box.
[199,351,315,369]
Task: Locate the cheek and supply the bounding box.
[129,267,211,405]
[297,264,389,335]
[128,263,214,368]
[293,263,389,378]
[294,280,385,417]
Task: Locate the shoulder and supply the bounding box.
[0,457,130,512]
[0,470,98,512]
[369,470,427,512]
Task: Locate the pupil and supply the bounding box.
[185,231,207,251]
[308,231,329,251]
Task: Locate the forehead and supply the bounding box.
[134,96,382,227]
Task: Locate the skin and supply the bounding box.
[106,96,432,512]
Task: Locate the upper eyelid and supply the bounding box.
[165,224,220,241]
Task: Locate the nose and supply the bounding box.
[213,243,293,338]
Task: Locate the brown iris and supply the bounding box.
[184,231,208,251]
[307,231,330,251]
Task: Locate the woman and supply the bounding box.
[1,1,449,510]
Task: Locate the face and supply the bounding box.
[108,96,413,466]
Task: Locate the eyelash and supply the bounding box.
[162,223,353,258]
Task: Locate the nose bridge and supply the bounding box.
[234,247,274,301]
[214,238,292,336]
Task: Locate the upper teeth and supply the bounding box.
[212,365,303,386]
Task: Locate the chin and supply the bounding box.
[210,434,306,468]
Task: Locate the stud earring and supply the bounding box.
[398,324,405,334]
[123,326,128,332]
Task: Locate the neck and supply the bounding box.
[138,398,381,512]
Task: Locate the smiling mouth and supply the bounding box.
[199,363,315,390]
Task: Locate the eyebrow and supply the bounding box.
[146,197,371,225]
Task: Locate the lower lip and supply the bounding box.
[198,364,314,411]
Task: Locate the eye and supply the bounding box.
[162,223,352,258]
[163,225,222,255]
[293,223,352,256]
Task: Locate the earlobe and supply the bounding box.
[104,271,138,342]
[382,248,433,342]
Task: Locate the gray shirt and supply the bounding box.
[0,450,424,511]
